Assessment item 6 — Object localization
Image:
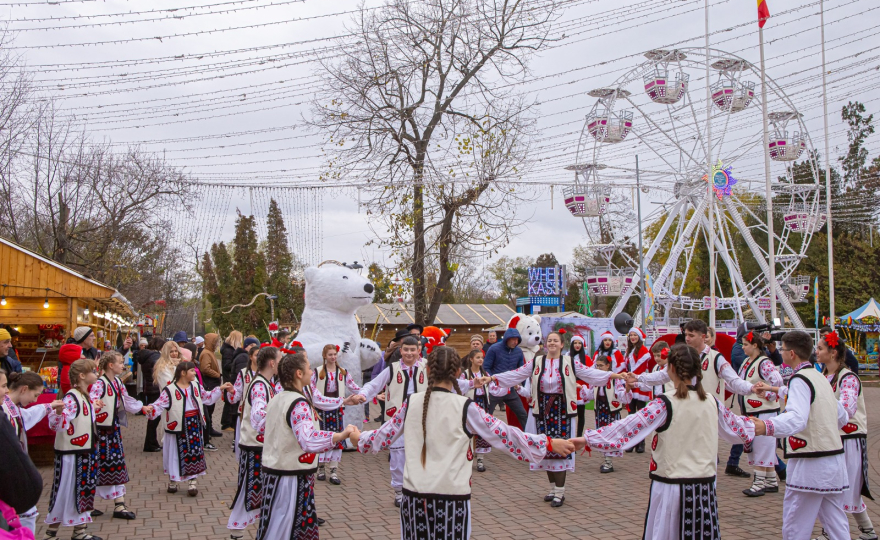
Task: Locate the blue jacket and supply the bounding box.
[483,328,525,377]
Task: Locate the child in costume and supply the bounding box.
[45,357,104,540]
[311,343,361,485]
[353,346,573,540]
[228,346,283,540]
[255,352,357,540]
[461,349,491,472]
[1,370,63,533]
[146,361,232,496]
[489,331,624,507]
[579,355,629,473]
[90,351,147,519]
[578,344,760,540]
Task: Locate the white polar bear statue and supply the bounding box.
[294,263,379,425]
[507,313,543,362]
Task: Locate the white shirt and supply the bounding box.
[764,364,849,493]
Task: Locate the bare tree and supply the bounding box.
[310,0,557,325]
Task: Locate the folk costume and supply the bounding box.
[460,367,492,472]
[310,363,361,483]
[88,375,145,517]
[46,389,99,530]
[358,387,552,540]
[228,373,281,536]
[579,378,630,472]
[493,351,613,505]
[146,381,223,493]
[765,362,849,540]
[228,365,257,460]
[583,387,756,540]
[255,386,343,540]
[735,350,783,496]
[356,357,472,506]
[2,395,53,531]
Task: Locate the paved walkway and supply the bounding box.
[30,390,880,539]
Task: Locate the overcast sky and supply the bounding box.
[7,0,878,274]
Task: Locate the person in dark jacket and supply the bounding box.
[219,331,242,431]
[0,409,43,515]
[138,337,165,452]
[482,328,528,428]
[70,326,100,360]
[482,330,498,355]
[0,329,22,375]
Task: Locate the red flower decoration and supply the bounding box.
[745,331,754,342]
[660,348,669,360]
[558,329,567,334]
[825,331,840,348]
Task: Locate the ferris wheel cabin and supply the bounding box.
[643,70,689,105]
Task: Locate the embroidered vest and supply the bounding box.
[95,375,123,429]
[1,397,25,452]
[595,379,625,413]
[316,365,348,398]
[737,356,780,415]
[649,364,675,398]
[403,389,474,498]
[386,361,427,418]
[650,391,719,483]
[239,374,277,450]
[237,367,256,411]
[162,383,205,434]
[54,389,96,454]
[262,389,320,475]
[783,366,845,458]
[832,368,867,439]
[700,349,726,402]
[529,355,578,417]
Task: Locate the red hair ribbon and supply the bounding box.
[660,348,670,360]
[745,331,754,342]
[825,331,840,348]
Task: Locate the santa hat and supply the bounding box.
[628,327,646,340]
[599,331,614,340]
[571,335,585,344]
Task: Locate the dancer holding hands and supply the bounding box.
[575,344,761,540]
[311,343,361,484]
[353,346,573,540]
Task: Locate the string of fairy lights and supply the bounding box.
[2,0,877,262]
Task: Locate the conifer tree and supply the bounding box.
[231,211,270,339]
[265,199,302,323]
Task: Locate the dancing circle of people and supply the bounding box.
[3,320,873,540]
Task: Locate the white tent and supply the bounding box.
[842,298,880,320]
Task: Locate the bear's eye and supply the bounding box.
[342,276,349,280]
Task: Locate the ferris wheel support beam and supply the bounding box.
[609,197,688,320]
[626,98,702,168]
[722,198,805,328]
[695,212,763,323]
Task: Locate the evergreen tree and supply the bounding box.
[231,211,270,340]
[367,263,393,303]
[265,199,302,323]
[208,241,236,335]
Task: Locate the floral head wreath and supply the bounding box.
[824,331,840,348]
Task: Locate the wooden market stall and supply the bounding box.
[0,237,136,378]
[354,303,517,352]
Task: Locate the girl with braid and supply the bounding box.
[577,344,762,540]
[353,346,573,540]
[460,349,492,472]
[256,353,358,540]
[311,343,361,485]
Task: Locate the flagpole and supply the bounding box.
[758,24,777,327]
[820,0,836,331]
[705,0,716,328]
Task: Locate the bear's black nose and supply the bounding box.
[364,283,374,293]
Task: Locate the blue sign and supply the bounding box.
[517,296,561,306]
[528,266,566,296]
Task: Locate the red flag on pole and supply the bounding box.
[757,0,770,27]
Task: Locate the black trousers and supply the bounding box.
[143,392,161,450]
[576,404,586,437]
[203,403,216,443]
[220,399,238,430]
[487,391,528,429]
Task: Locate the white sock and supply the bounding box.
[855,511,874,531]
[765,471,777,486]
[555,486,565,498]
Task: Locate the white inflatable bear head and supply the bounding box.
[304,264,375,313]
[508,313,542,354]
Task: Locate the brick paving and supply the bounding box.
[30,390,880,540]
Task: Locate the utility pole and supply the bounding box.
[636,155,647,328]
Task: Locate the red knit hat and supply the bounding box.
[58,343,83,365]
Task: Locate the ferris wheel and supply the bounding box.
[564,47,824,329]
